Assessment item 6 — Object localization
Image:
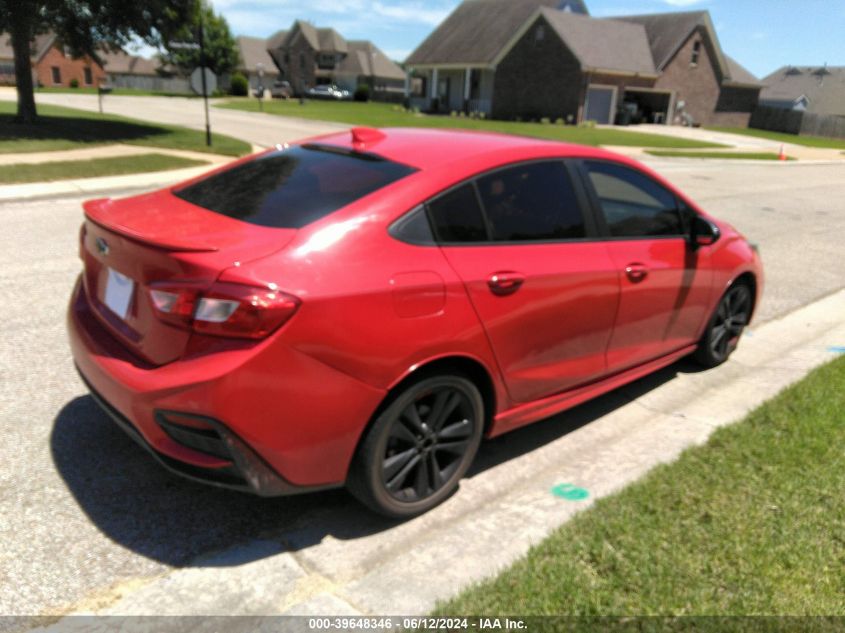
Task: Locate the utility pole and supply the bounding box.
[199,14,212,147]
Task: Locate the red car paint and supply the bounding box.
[67,128,763,495]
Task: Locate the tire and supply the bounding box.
[694,281,752,368]
[347,374,484,519]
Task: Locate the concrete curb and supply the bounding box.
[0,147,263,203]
[0,166,214,202]
[36,288,845,620]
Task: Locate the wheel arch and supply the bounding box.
[732,271,759,321]
[369,354,499,442]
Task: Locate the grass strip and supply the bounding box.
[436,355,845,615]
[645,151,796,160]
[218,100,727,149]
[0,153,208,184]
[0,102,251,157]
[708,127,845,150]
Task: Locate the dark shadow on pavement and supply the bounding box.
[51,357,702,568]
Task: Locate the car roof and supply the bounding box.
[305,127,620,172]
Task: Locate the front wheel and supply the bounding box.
[347,375,484,519]
[694,282,752,368]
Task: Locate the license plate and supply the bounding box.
[104,268,134,320]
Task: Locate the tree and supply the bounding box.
[161,2,238,78]
[0,0,198,123]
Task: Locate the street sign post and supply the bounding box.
[256,62,265,112]
[190,67,217,96]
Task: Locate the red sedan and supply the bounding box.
[68,127,763,518]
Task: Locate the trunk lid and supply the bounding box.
[80,190,296,366]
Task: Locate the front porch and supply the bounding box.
[406,67,495,116]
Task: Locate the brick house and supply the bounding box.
[266,21,406,97]
[405,0,761,127]
[0,32,106,88]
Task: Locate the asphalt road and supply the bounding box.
[0,90,344,149]
[2,156,844,618]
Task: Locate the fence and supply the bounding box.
[750,105,845,140]
[108,74,192,94]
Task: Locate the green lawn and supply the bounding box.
[0,153,208,184]
[0,102,251,157]
[645,150,796,161]
[219,99,726,149]
[709,127,845,150]
[436,355,845,616]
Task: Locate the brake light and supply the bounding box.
[148,282,300,340]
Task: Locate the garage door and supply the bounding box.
[584,86,615,124]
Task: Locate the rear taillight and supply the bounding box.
[148,282,299,340]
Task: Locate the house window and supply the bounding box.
[535,25,545,42]
[51,66,61,84]
[691,41,701,66]
[299,53,305,71]
[83,67,93,85]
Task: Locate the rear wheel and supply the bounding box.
[347,375,484,519]
[694,282,752,368]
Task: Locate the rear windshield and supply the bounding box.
[174,144,417,229]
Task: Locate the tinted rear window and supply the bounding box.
[174,145,417,229]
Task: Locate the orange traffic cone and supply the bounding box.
[778,144,787,161]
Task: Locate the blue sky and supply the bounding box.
[202,0,844,78]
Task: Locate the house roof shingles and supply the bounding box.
[0,32,56,62]
[337,40,406,81]
[611,11,709,70]
[760,66,845,116]
[724,55,760,87]
[542,9,656,75]
[237,35,278,74]
[406,0,565,66]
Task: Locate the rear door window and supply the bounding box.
[476,161,586,241]
[426,184,489,243]
[584,161,682,237]
[174,145,417,229]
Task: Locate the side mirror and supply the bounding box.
[691,216,720,248]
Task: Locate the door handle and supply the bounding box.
[625,263,649,283]
[488,272,525,296]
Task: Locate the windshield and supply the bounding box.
[174,145,417,229]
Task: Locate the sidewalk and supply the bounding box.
[0,144,233,166]
[0,144,258,202]
[32,288,845,620]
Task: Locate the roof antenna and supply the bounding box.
[351,127,386,150]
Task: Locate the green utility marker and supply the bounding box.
[551,483,589,501]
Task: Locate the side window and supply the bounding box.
[389,206,435,245]
[426,184,488,243]
[476,161,586,241]
[584,161,682,237]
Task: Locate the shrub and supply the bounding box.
[540,117,551,125]
[354,84,370,102]
[69,78,79,89]
[555,118,565,125]
[229,72,249,97]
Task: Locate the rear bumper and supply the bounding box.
[78,368,326,496]
[67,276,386,494]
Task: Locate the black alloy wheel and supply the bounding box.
[348,375,484,518]
[695,282,752,367]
